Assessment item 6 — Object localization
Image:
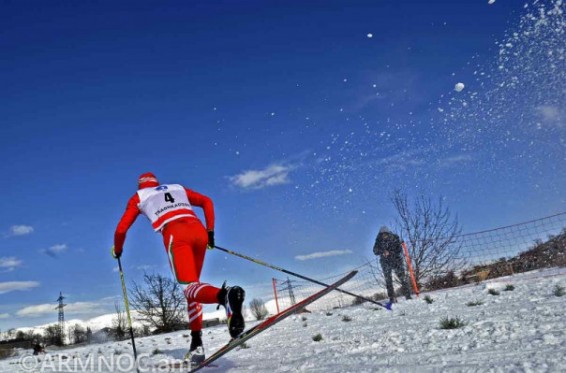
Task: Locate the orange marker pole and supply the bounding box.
[272,278,280,314]
[402,242,420,297]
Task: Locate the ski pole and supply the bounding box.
[214,245,389,309]
[117,257,139,370]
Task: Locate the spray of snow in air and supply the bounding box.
[293,0,564,214]
[436,0,565,178]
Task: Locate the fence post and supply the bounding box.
[402,242,420,297]
[272,278,280,314]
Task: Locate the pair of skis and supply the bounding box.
[186,270,358,372]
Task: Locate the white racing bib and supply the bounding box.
[137,184,195,231]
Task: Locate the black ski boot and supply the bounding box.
[185,330,205,366]
[217,283,246,338]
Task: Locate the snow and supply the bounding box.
[2,268,565,372]
[454,82,465,92]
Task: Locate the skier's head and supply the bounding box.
[138,172,159,189]
[379,226,391,234]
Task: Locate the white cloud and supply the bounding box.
[295,249,354,261]
[16,301,100,317]
[136,265,155,271]
[9,225,34,236]
[536,105,564,126]
[438,154,474,169]
[15,304,54,317]
[230,164,294,190]
[371,151,426,171]
[0,313,10,319]
[49,244,67,253]
[0,281,40,294]
[0,257,23,272]
[42,244,68,257]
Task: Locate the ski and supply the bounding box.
[189,270,358,372]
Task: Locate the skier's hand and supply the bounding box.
[111,246,122,259]
[383,250,390,257]
[207,230,215,249]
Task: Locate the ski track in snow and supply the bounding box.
[1,269,565,372]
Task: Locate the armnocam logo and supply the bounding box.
[156,185,168,191]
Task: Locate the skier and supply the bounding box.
[112,172,245,365]
[32,340,45,355]
[373,226,412,304]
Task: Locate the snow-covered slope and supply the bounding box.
[1,269,565,372]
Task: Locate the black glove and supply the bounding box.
[207,230,215,249]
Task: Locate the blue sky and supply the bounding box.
[1,0,564,330]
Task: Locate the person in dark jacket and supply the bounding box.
[373,226,412,303]
[32,341,45,355]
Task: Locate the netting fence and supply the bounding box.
[271,212,566,312]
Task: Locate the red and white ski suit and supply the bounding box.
[114,183,221,331]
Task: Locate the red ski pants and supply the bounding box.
[161,217,220,331]
[162,217,208,284]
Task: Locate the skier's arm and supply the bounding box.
[114,194,141,255]
[373,235,384,256]
[185,188,215,231]
[391,234,403,255]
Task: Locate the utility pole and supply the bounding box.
[55,292,66,345]
[279,277,298,306]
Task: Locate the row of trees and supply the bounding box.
[0,273,187,347]
[0,324,92,347]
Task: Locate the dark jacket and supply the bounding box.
[373,232,403,259]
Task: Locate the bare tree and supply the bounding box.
[68,323,87,345]
[112,303,127,341]
[5,329,16,340]
[249,298,268,320]
[86,327,92,344]
[130,273,186,334]
[44,325,63,346]
[391,189,464,288]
